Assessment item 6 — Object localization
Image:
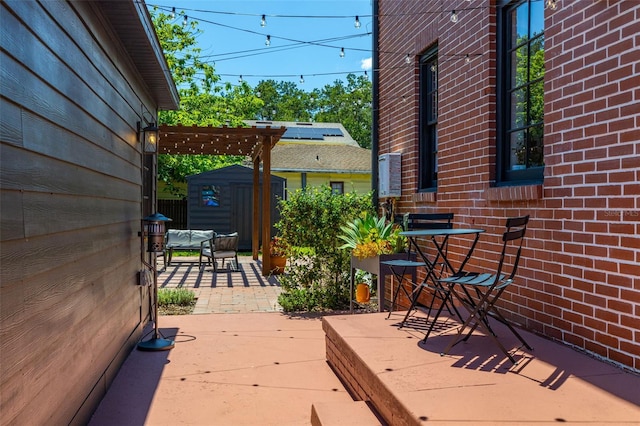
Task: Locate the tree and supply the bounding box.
[151,8,263,196]
[254,80,312,121]
[312,74,372,148]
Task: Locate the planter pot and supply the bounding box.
[270,255,287,274]
[355,283,371,303]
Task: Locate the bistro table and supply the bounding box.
[398,227,486,334]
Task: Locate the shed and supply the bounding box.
[187,165,286,250]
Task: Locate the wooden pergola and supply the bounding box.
[157,124,287,276]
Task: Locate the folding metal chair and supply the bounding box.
[436,215,533,364]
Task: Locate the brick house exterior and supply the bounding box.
[375,0,639,371]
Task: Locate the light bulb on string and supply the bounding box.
[465,54,471,63]
[170,7,175,19]
[299,75,305,84]
[364,70,368,79]
[265,35,271,46]
[450,10,458,23]
[340,48,345,58]
[261,14,266,27]
[354,16,361,29]
[183,15,188,26]
[405,54,412,64]
[238,75,243,83]
[431,63,437,72]
[545,0,557,10]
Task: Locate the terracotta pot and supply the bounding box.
[270,255,287,274]
[355,283,371,303]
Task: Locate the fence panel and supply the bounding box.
[158,199,187,229]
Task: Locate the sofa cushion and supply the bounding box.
[190,230,215,244]
[166,230,192,248]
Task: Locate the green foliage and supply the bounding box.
[151,9,263,197]
[338,212,406,259]
[312,74,372,149]
[275,186,374,311]
[157,288,196,306]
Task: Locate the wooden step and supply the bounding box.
[310,401,383,426]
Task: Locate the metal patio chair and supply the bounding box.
[436,215,533,364]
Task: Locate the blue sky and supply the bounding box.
[148,1,374,91]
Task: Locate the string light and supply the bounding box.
[340,47,345,58]
[431,63,437,72]
[238,75,243,82]
[450,10,458,23]
[405,54,412,64]
[545,0,557,10]
[465,54,471,63]
[354,16,361,28]
[265,35,271,46]
[261,14,266,27]
[183,14,188,26]
[300,75,305,84]
[170,7,175,19]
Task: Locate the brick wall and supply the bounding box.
[377,0,639,371]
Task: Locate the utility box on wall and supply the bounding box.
[378,153,401,198]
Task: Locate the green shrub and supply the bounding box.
[158,288,196,306]
[274,186,375,311]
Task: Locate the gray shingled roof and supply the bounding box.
[270,144,371,173]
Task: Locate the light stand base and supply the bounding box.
[137,338,175,351]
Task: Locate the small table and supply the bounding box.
[400,228,486,337]
[381,259,427,320]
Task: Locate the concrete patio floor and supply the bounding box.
[89,257,640,425]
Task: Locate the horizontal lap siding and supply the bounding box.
[1,1,153,424]
[378,0,640,371]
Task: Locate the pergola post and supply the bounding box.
[261,137,272,275]
[252,155,260,260]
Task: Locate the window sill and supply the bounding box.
[485,184,542,202]
[412,191,437,203]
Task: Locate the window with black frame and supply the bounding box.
[419,49,438,191]
[498,0,544,183]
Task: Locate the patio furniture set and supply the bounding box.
[161,229,239,272]
[356,213,532,364]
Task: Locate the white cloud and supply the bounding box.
[360,57,372,70]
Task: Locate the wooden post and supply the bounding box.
[261,136,272,275]
[252,155,260,260]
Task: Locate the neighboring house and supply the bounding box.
[0,1,178,424]
[376,0,639,371]
[246,120,372,195]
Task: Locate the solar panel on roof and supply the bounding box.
[321,128,344,137]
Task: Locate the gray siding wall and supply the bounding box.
[1,1,153,424]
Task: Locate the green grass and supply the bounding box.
[158,288,196,306]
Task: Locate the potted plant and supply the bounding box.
[354,270,372,303]
[269,236,288,274]
[338,212,407,259]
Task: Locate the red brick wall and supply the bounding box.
[377,0,639,371]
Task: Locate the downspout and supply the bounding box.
[371,0,380,210]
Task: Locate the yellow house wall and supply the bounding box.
[274,171,372,196]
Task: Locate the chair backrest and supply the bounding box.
[214,232,239,253]
[498,215,529,281]
[394,213,454,231]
